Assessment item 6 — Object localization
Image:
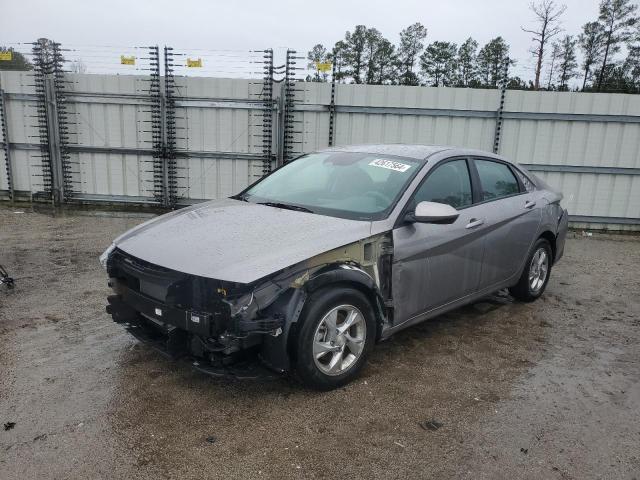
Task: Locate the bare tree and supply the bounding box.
[69,59,87,74]
[522,0,567,90]
[546,42,562,88]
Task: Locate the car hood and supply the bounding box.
[113,198,373,284]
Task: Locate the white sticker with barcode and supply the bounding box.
[368,158,412,172]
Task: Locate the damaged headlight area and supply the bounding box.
[104,248,287,372]
[99,243,116,269]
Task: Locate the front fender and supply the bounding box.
[304,263,378,293]
[259,263,387,372]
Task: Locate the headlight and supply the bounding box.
[99,243,116,269]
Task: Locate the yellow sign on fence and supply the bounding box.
[0,51,13,61]
[314,61,332,73]
[186,58,203,68]
[120,55,136,65]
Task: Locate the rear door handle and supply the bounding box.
[465,218,484,229]
[525,200,536,209]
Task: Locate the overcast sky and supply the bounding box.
[1,0,609,81]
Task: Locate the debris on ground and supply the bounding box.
[4,421,16,431]
[419,419,444,431]
[205,436,217,444]
[0,265,15,289]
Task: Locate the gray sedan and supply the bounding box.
[102,144,568,390]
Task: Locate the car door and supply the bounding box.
[392,158,488,324]
[471,158,542,289]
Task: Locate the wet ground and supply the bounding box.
[1,205,639,479]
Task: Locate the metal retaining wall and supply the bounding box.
[288,82,640,230]
[2,69,639,230]
[0,70,273,206]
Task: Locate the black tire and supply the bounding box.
[509,238,553,302]
[293,287,376,390]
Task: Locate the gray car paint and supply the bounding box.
[370,147,565,334]
[110,144,567,341]
[113,198,372,284]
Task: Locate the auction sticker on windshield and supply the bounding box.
[368,158,412,173]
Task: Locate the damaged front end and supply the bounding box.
[104,231,393,377]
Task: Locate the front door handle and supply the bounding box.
[465,218,484,229]
[525,200,536,209]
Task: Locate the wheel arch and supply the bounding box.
[285,265,386,363]
[538,230,557,264]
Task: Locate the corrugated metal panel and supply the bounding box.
[65,74,156,199]
[533,171,640,219]
[500,89,640,223]
[0,71,42,194]
[173,77,267,200]
[292,83,500,154]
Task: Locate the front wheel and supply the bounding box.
[293,288,376,390]
[509,238,552,302]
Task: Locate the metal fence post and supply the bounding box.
[164,46,178,208]
[328,59,337,147]
[493,59,509,154]
[44,74,65,205]
[0,89,15,201]
[276,81,286,167]
[148,45,168,207]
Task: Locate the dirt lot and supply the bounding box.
[0,205,639,480]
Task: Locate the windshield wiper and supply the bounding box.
[258,201,314,213]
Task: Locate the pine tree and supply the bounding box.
[397,23,427,86]
[595,0,638,90]
[556,35,578,89]
[457,38,478,87]
[307,44,329,82]
[579,21,605,89]
[342,25,369,84]
[477,37,512,87]
[420,41,458,86]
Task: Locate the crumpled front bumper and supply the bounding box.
[105,247,287,374]
[106,289,280,379]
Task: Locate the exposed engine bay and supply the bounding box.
[105,233,393,376]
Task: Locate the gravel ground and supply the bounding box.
[1,205,639,480]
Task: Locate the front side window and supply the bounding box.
[239,152,423,220]
[409,159,473,210]
[475,159,520,201]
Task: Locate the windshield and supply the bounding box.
[238,152,424,220]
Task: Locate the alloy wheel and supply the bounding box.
[312,304,367,376]
[529,247,549,292]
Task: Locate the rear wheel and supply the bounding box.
[509,238,552,302]
[293,288,375,390]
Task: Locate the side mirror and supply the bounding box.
[407,201,459,224]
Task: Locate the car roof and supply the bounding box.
[317,144,505,162]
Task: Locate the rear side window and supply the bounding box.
[514,168,536,192]
[475,159,520,201]
[410,159,472,210]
